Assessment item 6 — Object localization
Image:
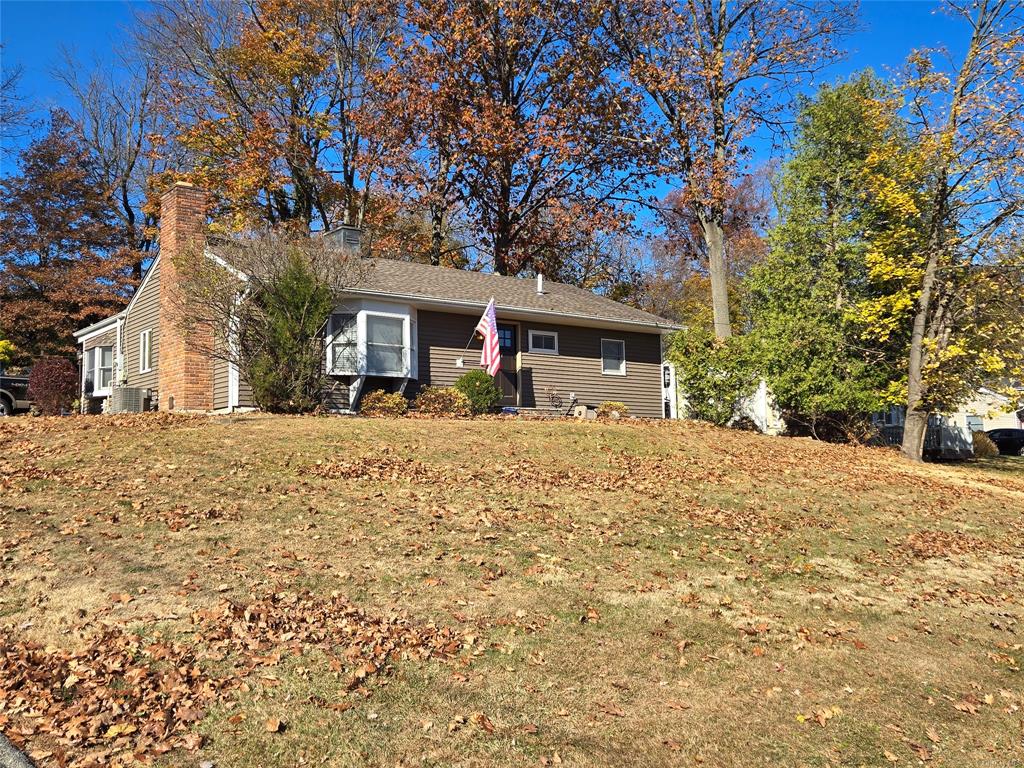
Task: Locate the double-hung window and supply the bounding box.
[94,346,113,393]
[365,314,406,375]
[139,330,152,373]
[601,339,626,376]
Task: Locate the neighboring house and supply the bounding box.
[75,183,680,418]
[874,387,1024,459]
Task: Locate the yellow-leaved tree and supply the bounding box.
[855,0,1024,462]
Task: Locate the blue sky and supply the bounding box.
[0,0,969,173]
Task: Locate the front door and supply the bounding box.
[497,323,518,406]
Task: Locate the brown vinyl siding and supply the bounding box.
[414,310,664,418]
[213,356,229,410]
[122,260,160,392]
[83,327,117,351]
[323,377,351,411]
[416,311,482,390]
[518,322,663,418]
[238,371,254,408]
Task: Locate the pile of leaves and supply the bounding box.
[358,391,409,417]
[1,591,463,767]
[412,386,472,417]
[193,590,464,691]
[0,626,223,767]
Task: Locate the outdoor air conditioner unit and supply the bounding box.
[110,387,147,414]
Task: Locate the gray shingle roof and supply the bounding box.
[351,259,678,330]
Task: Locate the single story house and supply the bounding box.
[75,183,680,418]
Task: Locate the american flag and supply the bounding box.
[475,298,501,377]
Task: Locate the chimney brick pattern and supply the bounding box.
[157,183,214,411]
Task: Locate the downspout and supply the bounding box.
[115,315,124,388]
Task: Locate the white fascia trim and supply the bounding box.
[204,249,250,282]
[121,254,161,318]
[74,313,124,341]
[339,289,681,333]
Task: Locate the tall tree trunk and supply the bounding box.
[430,203,444,266]
[902,406,929,461]
[701,211,731,339]
[900,220,943,462]
[706,5,731,340]
[494,229,512,275]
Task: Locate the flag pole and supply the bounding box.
[457,298,496,370]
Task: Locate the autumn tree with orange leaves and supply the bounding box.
[604,0,857,338]
[0,110,136,365]
[383,0,648,276]
[139,0,394,232]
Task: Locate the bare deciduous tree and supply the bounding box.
[605,0,857,338]
[1,53,34,155]
[57,51,178,278]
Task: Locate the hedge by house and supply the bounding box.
[359,390,409,417]
[413,386,471,417]
[27,357,79,415]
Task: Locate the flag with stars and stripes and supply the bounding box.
[475,298,501,376]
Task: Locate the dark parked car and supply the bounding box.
[985,428,1024,456]
[0,369,32,416]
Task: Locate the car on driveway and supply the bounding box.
[0,369,32,416]
[985,428,1024,456]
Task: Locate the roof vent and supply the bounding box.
[536,273,545,295]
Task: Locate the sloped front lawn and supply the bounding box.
[1,414,1021,767]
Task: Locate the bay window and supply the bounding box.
[327,302,415,378]
[329,314,357,373]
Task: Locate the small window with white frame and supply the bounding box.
[601,338,626,376]
[139,329,152,373]
[528,329,558,355]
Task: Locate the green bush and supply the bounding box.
[596,401,629,419]
[413,386,471,417]
[359,390,408,417]
[668,329,758,426]
[972,430,999,459]
[241,250,335,413]
[454,369,502,414]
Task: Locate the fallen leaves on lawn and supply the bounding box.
[193,590,463,691]
[0,625,223,768]
[1,590,463,767]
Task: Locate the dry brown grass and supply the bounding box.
[1,413,1022,767]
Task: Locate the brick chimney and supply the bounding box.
[157,182,214,411]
